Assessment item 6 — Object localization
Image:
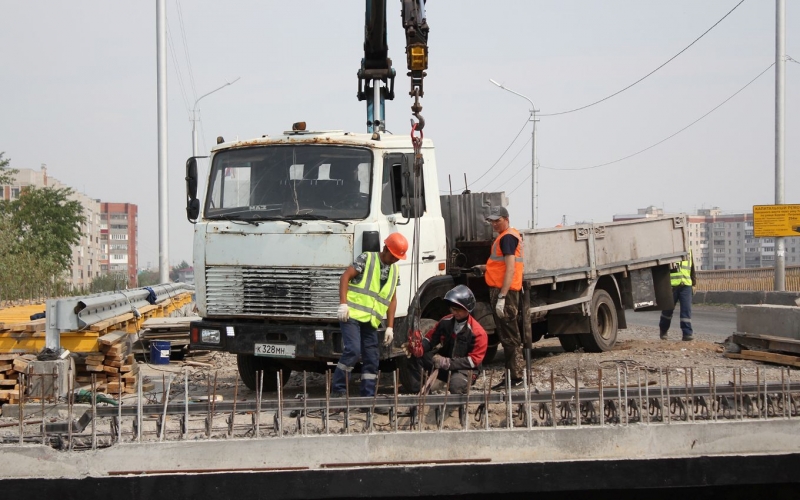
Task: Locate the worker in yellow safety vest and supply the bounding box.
[331,233,406,407]
[660,250,697,341]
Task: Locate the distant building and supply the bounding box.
[1,165,103,289]
[100,202,139,287]
[614,206,800,271]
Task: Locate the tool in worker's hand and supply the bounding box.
[420,368,439,396]
[432,354,450,370]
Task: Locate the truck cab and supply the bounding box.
[186,128,446,390]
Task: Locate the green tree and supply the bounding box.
[169,260,191,282]
[137,269,160,287]
[0,151,18,186]
[2,186,86,271]
[90,273,128,293]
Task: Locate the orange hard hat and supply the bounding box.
[384,233,408,260]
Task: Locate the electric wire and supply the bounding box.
[166,24,192,120]
[175,0,198,101]
[442,116,529,192]
[474,136,531,192]
[540,0,746,117]
[538,61,775,172]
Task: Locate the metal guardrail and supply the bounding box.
[696,265,800,292]
[44,283,194,350]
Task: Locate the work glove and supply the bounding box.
[432,354,451,370]
[337,304,350,322]
[406,329,424,358]
[495,296,506,318]
[383,327,394,346]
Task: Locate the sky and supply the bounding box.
[1,1,798,269]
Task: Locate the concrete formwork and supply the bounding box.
[1,419,799,497]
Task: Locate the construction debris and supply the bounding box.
[724,332,800,369]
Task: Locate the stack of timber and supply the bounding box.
[724,333,800,368]
[73,331,140,396]
[137,316,200,358]
[0,354,36,405]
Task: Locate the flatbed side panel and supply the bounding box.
[520,226,591,276]
[593,216,688,268]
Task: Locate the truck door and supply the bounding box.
[379,152,446,317]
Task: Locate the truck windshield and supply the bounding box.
[204,145,373,221]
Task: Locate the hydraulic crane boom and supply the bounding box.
[357,0,428,133]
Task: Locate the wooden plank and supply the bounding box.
[732,332,800,356]
[724,349,800,368]
[88,312,135,333]
[98,330,128,346]
[0,354,18,361]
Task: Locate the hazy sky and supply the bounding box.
[1,1,798,268]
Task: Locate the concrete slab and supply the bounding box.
[736,304,800,339]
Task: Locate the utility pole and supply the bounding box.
[774,0,786,291]
[156,0,169,285]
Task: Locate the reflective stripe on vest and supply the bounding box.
[346,252,398,328]
[670,250,693,287]
[485,227,524,291]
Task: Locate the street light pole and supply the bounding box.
[490,79,539,228]
[191,77,241,156]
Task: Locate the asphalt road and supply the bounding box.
[626,304,737,339]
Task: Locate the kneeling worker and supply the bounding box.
[404,285,488,394]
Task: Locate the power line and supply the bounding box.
[175,0,197,101]
[467,116,530,186]
[541,61,775,172]
[541,0,746,117]
[477,136,531,192]
[166,24,192,120]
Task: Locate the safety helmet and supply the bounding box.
[384,233,408,260]
[444,284,476,313]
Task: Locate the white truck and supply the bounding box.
[185,127,689,391]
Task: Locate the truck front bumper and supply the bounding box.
[189,320,344,361]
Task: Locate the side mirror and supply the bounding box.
[186,157,200,221]
[399,155,425,219]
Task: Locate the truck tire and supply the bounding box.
[579,289,618,352]
[558,335,583,352]
[471,302,498,363]
[397,318,438,393]
[236,354,291,392]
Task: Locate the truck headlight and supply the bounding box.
[201,329,221,344]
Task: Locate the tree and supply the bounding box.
[90,273,128,293]
[3,186,86,271]
[169,260,191,282]
[137,269,160,287]
[0,151,18,186]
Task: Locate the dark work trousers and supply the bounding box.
[490,287,525,380]
[331,319,379,397]
[659,285,693,338]
[406,351,472,394]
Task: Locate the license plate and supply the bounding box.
[254,343,296,358]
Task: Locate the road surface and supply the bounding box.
[626,304,736,339]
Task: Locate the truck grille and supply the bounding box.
[205,266,341,319]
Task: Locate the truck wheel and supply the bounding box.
[579,289,618,352]
[558,335,582,352]
[236,354,291,392]
[471,302,498,363]
[397,319,438,393]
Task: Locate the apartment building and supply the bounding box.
[614,206,800,271]
[100,202,139,287]
[0,164,138,288]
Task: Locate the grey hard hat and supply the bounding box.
[444,284,476,313]
[486,206,509,221]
